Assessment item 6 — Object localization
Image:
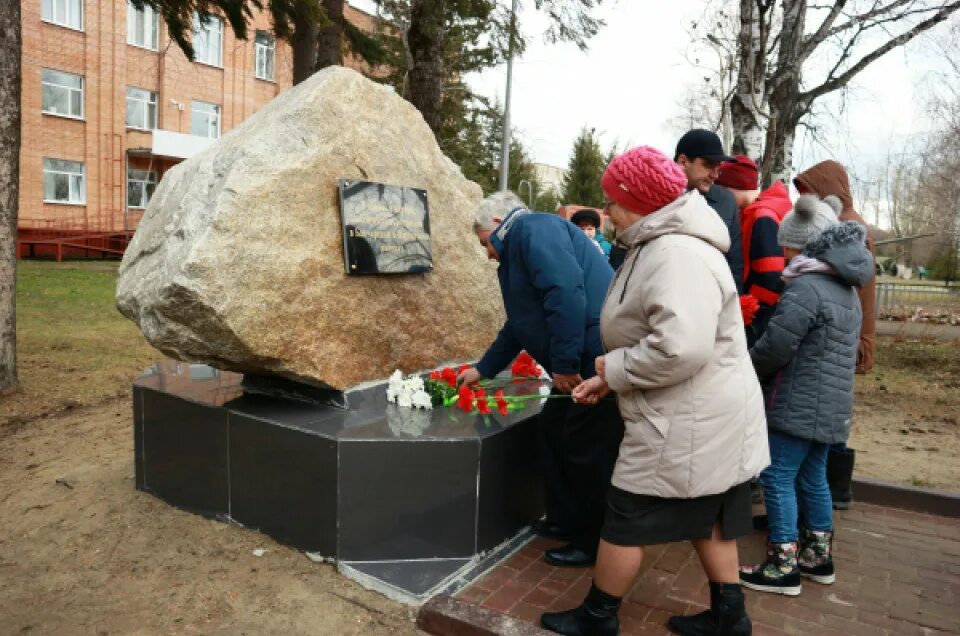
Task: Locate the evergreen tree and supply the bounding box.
[562,127,605,208]
[533,186,562,213]
[129,0,389,85]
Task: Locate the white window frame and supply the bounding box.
[41,68,84,120]
[191,100,220,139]
[41,0,84,31]
[127,168,158,209]
[192,12,223,67]
[127,2,159,50]
[254,31,275,82]
[125,86,158,130]
[43,158,86,205]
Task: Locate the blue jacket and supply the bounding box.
[476,210,614,379]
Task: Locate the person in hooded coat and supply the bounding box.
[739,195,874,597]
[541,146,769,636]
[793,160,878,510]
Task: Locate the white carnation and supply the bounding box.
[411,390,433,410]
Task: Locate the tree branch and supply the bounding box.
[800,0,960,102]
[799,0,849,62]
[824,3,945,41]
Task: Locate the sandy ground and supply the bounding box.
[0,400,425,636]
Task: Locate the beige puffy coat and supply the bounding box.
[601,191,769,499]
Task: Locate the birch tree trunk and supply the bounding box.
[0,0,21,394]
[729,0,769,160]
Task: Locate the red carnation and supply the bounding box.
[511,351,543,378]
[441,367,457,387]
[456,385,475,412]
[477,399,491,415]
[495,390,508,415]
[740,294,760,326]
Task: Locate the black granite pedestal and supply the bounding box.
[133,361,545,601]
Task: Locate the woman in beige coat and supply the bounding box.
[541,146,769,636]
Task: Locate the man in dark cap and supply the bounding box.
[675,129,745,290]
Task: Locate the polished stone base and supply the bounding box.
[133,361,545,601]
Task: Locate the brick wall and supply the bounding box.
[20,0,382,233]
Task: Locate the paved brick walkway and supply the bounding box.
[455,503,960,635]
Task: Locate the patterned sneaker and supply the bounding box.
[740,542,802,596]
[799,528,836,584]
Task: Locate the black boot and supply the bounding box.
[667,582,752,636]
[540,582,621,636]
[827,448,855,510]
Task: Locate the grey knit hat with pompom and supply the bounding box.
[777,194,842,250]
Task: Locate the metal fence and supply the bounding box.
[876,282,960,313]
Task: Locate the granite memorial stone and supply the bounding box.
[116,66,503,390]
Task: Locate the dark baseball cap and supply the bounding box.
[674,129,735,163]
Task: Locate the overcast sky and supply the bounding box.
[352,1,955,219]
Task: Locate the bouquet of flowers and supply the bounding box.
[388,353,558,419]
[385,370,434,410]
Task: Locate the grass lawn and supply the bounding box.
[3,260,158,423]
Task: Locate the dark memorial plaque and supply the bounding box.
[338,179,432,275]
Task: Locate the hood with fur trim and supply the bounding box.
[803,221,874,288]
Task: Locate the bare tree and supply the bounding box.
[725,0,960,187]
[671,1,740,148]
[0,0,20,393]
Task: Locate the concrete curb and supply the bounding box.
[417,595,553,636]
[854,476,960,517]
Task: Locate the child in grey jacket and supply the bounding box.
[740,194,874,597]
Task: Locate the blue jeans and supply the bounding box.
[760,431,833,543]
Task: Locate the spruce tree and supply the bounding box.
[561,127,605,208]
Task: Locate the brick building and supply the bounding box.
[19,0,382,252]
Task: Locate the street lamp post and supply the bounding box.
[498,0,519,192]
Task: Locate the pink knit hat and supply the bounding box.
[601,146,688,215]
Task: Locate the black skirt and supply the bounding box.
[601,480,753,547]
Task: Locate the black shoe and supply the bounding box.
[827,448,855,510]
[541,582,620,635]
[667,582,752,635]
[532,518,572,540]
[544,544,596,568]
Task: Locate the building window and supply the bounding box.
[41,68,84,119]
[192,13,223,67]
[254,31,275,81]
[127,168,158,209]
[127,2,159,50]
[43,158,86,204]
[41,0,83,30]
[191,101,220,138]
[126,87,158,129]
